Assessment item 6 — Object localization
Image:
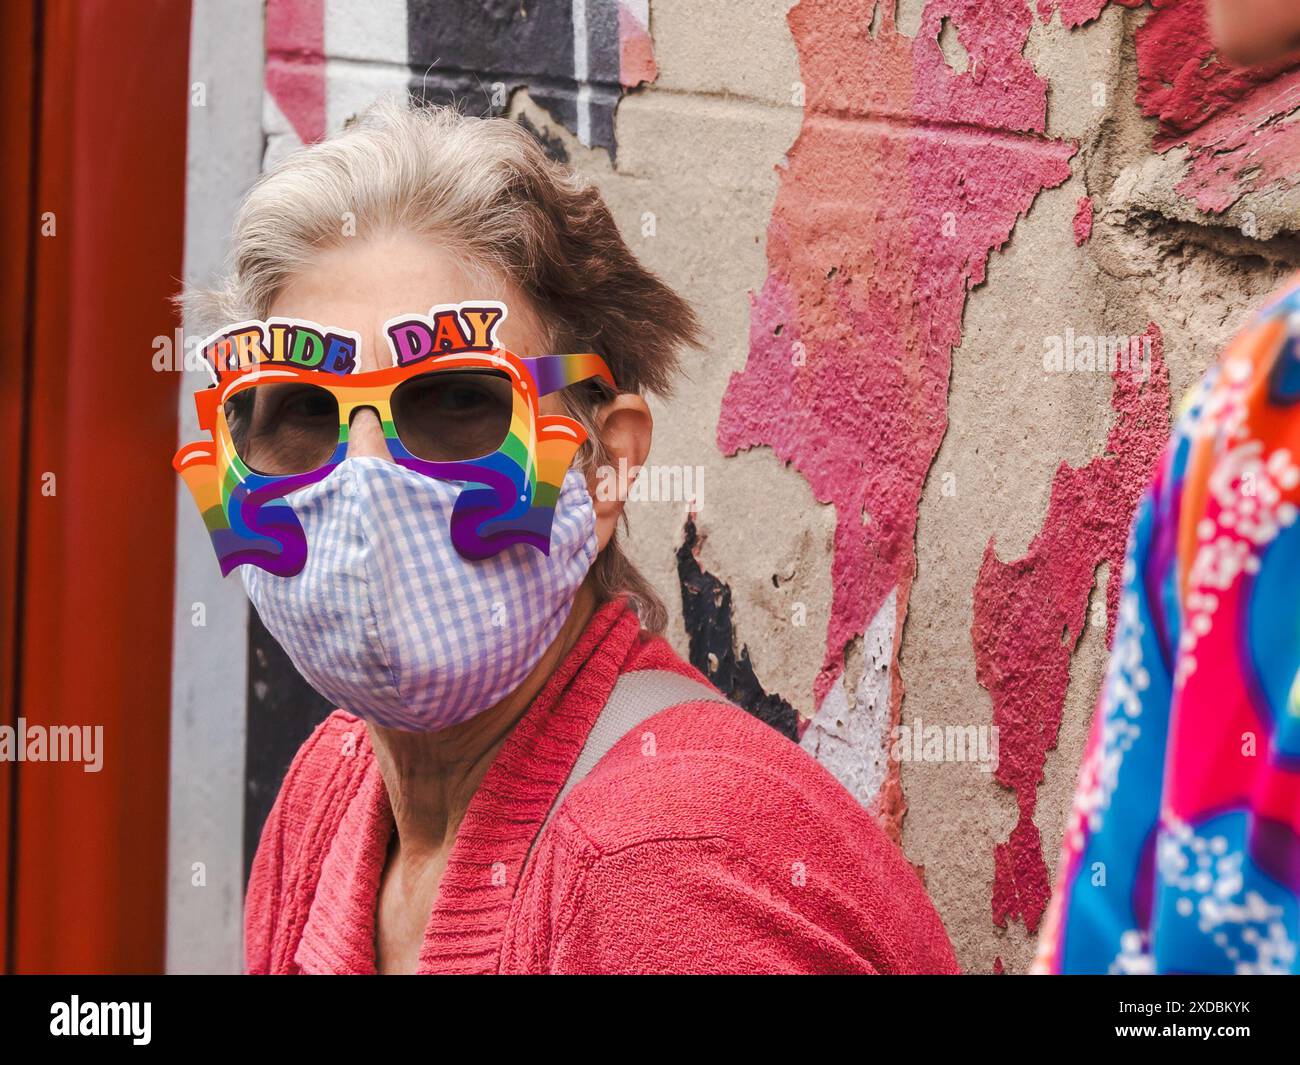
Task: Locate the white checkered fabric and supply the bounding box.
[242,457,598,731]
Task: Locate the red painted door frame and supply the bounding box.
[1,0,190,973]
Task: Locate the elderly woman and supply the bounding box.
[184,97,957,975]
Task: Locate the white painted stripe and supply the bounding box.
[800,588,898,809]
[261,90,301,171]
[324,56,412,136]
[624,0,650,32]
[167,0,264,975]
[324,0,406,63]
[572,0,592,146]
[324,0,410,135]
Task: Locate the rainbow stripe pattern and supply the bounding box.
[174,309,614,577]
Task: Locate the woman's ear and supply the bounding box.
[586,392,652,550]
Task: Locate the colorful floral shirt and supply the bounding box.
[1034,277,1300,975]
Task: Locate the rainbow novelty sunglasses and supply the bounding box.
[174,301,615,577]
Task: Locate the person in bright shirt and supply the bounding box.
[1033,0,1300,975]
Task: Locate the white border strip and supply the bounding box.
[165,0,264,975]
[573,0,592,146]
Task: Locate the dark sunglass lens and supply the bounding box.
[391,370,513,463]
[223,382,340,476]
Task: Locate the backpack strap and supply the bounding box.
[535,669,736,841]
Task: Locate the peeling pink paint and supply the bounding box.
[1135,1,1286,139]
[1131,0,1300,213]
[1073,196,1094,244]
[708,0,1290,953]
[985,0,1300,943]
[618,2,658,88]
[1041,1,1300,214]
[717,1,1075,762]
[1038,0,1134,30]
[265,0,327,146]
[973,326,1170,932]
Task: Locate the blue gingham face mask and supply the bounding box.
[241,456,598,732]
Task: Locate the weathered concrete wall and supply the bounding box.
[612,0,1300,972]
[183,0,1300,973]
[627,0,1300,973]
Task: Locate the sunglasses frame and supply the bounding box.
[175,332,615,577]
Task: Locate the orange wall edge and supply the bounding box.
[2,0,191,974]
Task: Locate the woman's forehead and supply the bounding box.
[265,234,549,367]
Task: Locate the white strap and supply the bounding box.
[535,669,735,841]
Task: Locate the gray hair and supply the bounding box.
[182,95,702,633]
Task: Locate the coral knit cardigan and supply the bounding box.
[244,597,960,975]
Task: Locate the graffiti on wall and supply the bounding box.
[407,0,654,158]
[973,326,1170,933]
[676,517,800,741]
[717,0,1080,839]
[1128,0,1300,213]
[1051,0,1300,217]
[715,0,1300,950]
[264,0,655,161]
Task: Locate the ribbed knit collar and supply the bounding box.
[294,596,642,974]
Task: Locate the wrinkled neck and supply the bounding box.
[367,579,599,857]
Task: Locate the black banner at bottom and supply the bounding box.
[0,972,1290,1053]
